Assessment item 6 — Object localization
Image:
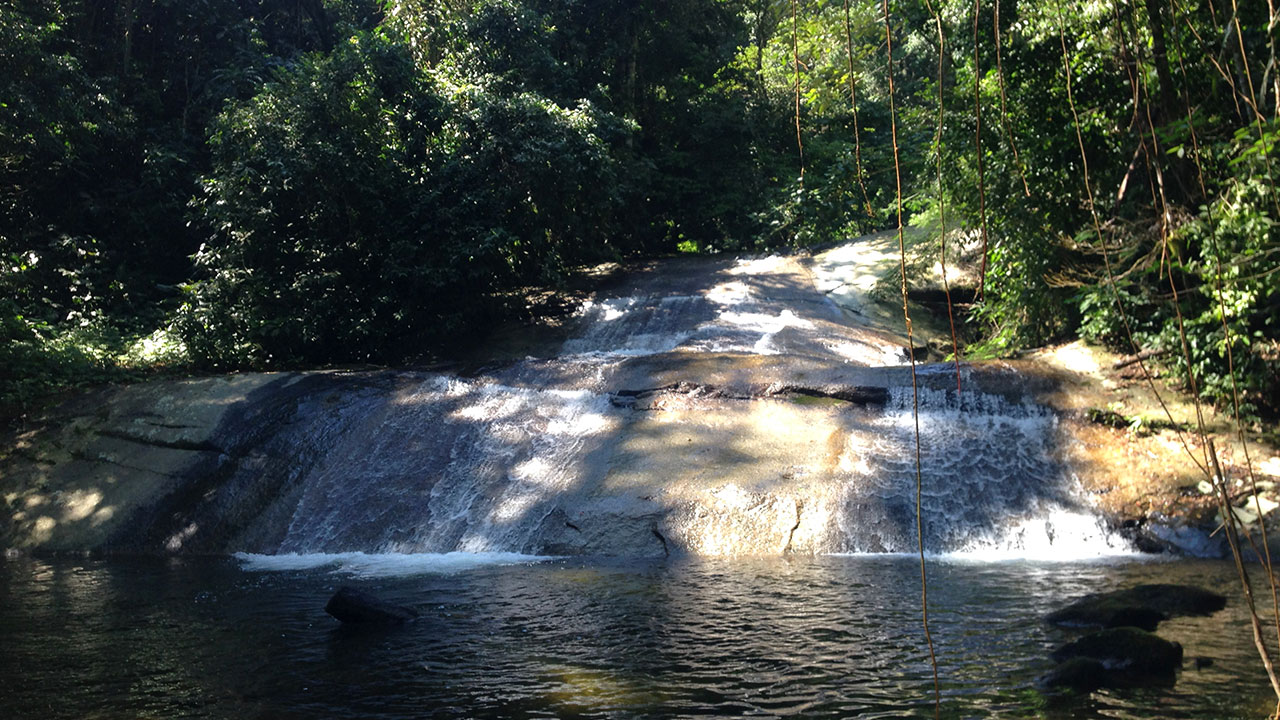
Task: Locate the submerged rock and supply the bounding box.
[1045,583,1226,630]
[1038,657,1109,692]
[1039,653,1178,692]
[324,586,418,624]
[1042,627,1182,691]
[1047,601,1166,631]
[1050,626,1184,671]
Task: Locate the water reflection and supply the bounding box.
[0,555,1273,719]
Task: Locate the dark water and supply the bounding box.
[1,554,1274,719]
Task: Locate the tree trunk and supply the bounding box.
[1144,0,1177,123]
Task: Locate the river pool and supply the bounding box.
[0,553,1274,719]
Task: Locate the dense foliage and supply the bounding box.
[3,0,1278,418]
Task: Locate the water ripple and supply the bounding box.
[0,555,1273,719]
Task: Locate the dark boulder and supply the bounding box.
[1103,606,1167,632]
[1049,604,1166,632]
[1041,627,1183,691]
[1046,583,1226,630]
[1039,654,1178,692]
[324,586,418,625]
[1051,626,1183,673]
[1038,657,1109,692]
[1106,583,1226,615]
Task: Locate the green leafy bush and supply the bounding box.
[178,32,626,366]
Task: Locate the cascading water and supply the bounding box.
[837,384,1127,559]
[266,376,619,555]
[221,253,1130,561]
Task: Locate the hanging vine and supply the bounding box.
[1228,0,1280,217]
[882,0,941,716]
[973,0,992,301]
[1167,0,1280,669]
[1051,0,1211,478]
[1131,1,1280,704]
[992,0,1030,197]
[842,0,873,217]
[1058,0,1280,706]
[923,0,963,392]
[792,0,805,184]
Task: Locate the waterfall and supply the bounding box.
[835,385,1128,559]
[222,369,1127,558]
[215,255,1130,560]
[227,375,620,555]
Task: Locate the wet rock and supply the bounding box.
[1038,657,1109,692]
[1047,602,1166,631]
[324,586,417,624]
[1039,653,1178,692]
[1050,627,1183,676]
[1140,516,1225,557]
[1106,605,1169,631]
[1046,583,1226,630]
[1041,628,1182,691]
[1124,583,1227,615]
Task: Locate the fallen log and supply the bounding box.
[1112,348,1171,370]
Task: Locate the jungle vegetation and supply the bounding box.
[2,0,1277,420]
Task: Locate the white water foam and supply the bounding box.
[562,295,701,357]
[827,546,1145,564]
[826,340,909,366]
[728,255,790,275]
[835,385,1135,559]
[234,551,556,577]
[939,508,1138,562]
[268,376,619,555]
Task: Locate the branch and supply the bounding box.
[1113,347,1171,369]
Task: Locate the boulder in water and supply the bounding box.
[1049,604,1166,632]
[1037,657,1109,692]
[1045,583,1225,630]
[324,586,418,625]
[1047,626,1183,686]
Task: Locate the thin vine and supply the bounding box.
[1134,2,1280,703]
[1228,0,1280,217]
[1168,3,1280,668]
[923,0,963,392]
[992,0,1030,197]
[882,0,941,716]
[973,0,992,301]
[842,0,873,217]
[1061,0,1280,706]
[1052,0,1211,479]
[792,0,805,184]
